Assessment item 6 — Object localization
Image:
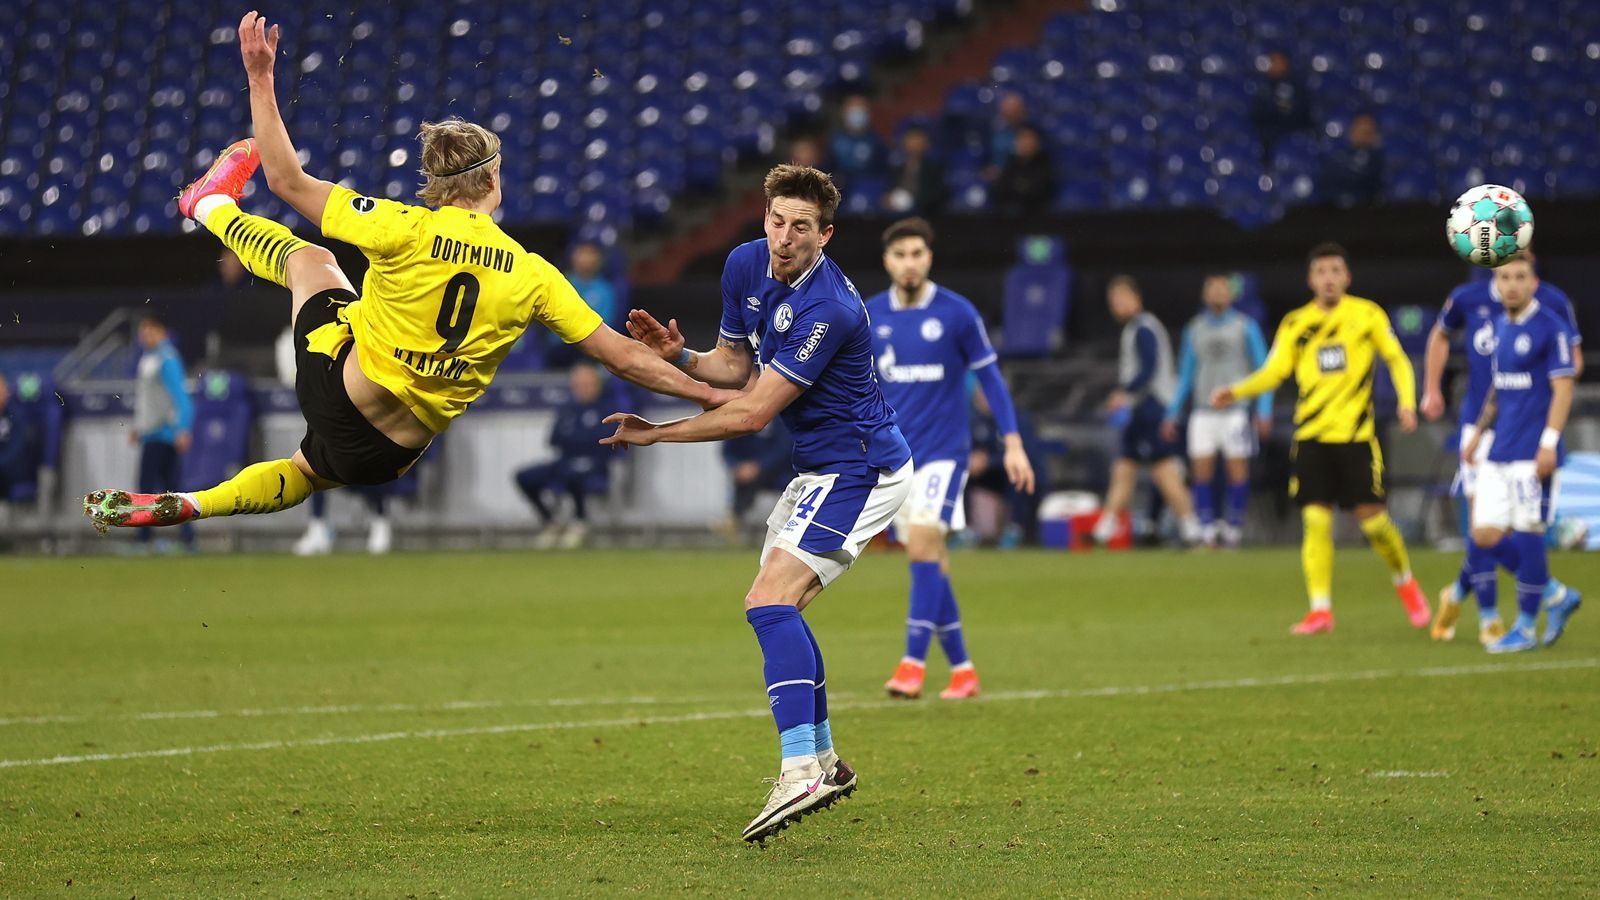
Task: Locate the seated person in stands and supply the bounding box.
[513,362,616,549]
[1317,112,1385,208]
[992,125,1057,217]
[0,374,31,501]
[828,94,888,191]
[1249,50,1314,161]
[883,125,948,216]
[719,419,793,539]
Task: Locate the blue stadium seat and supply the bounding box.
[180,371,253,493]
[999,237,1070,359]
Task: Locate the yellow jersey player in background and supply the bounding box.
[1210,242,1431,635]
[85,11,733,533]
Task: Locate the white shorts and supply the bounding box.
[1456,426,1493,498]
[762,461,913,587]
[1188,408,1255,460]
[1473,458,1558,533]
[892,458,969,536]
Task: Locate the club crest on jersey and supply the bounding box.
[774,303,794,332]
[1316,344,1347,374]
[795,322,829,361]
[921,318,944,341]
[1514,334,1532,355]
[349,196,376,214]
[1472,321,1496,356]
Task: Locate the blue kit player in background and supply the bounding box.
[1462,259,1583,653]
[611,165,912,844]
[1092,275,1202,546]
[1161,274,1272,548]
[1421,254,1582,644]
[514,362,617,550]
[133,315,195,550]
[867,217,1035,701]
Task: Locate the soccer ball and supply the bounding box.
[1447,184,1533,268]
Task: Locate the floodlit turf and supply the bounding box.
[1,546,1596,896]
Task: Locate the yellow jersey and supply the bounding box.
[1231,294,1416,443]
[319,185,603,433]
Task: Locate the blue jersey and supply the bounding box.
[865,283,998,461]
[1436,279,1580,427]
[1489,300,1576,463]
[718,239,911,475]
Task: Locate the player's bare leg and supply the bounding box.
[1151,458,1203,545]
[1092,459,1138,544]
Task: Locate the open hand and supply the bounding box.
[239,11,280,82]
[1003,439,1036,495]
[1396,406,1417,433]
[625,309,684,362]
[600,412,661,447]
[1536,446,1557,479]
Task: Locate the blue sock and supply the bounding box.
[1511,531,1547,632]
[1193,482,1216,527]
[1465,542,1497,615]
[1225,481,1249,529]
[798,617,830,753]
[935,573,970,667]
[905,561,941,662]
[746,605,816,762]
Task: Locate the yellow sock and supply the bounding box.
[201,201,310,288]
[191,459,316,518]
[1359,510,1412,584]
[1302,505,1334,609]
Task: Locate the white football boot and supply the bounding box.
[741,763,839,844]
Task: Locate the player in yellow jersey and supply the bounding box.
[84,11,732,532]
[1210,243,1431,635]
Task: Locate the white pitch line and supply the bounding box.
[1,657,1594,771]
[0,693,773,728]
[1369,771,1450,778]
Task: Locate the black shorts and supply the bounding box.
[1290,438,1386,509]
[294,289,427,486]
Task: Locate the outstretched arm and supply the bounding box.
[602,367,802,446]
[625,309,754,389]
[239,11,335,226]
[575,324,739,409]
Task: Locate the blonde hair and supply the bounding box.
[417,118,502,207]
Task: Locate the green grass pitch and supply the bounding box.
[2,547,1596,896]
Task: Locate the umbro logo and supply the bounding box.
[747,296,761,311]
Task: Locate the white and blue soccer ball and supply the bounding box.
[1447,184,1534,268]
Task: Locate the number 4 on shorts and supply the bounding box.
[795,485,823,520]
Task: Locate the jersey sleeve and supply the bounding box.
[957,303,999,370]
[719,249,749,342]
[767,300,849,389]
[1370,304,1417,410]
[1550,288,1582,345]
[527,253,604,344]
[1166,323,1197,420]
[1435,289,1465,333]
[1231,314,1299,398]
[1548,320,1578,379]
[320,185,417,258]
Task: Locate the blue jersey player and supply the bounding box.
[1461,260,1583,652]
[866,218,1035,702]
[1422,255,1582,644]
[608,166,912,844]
